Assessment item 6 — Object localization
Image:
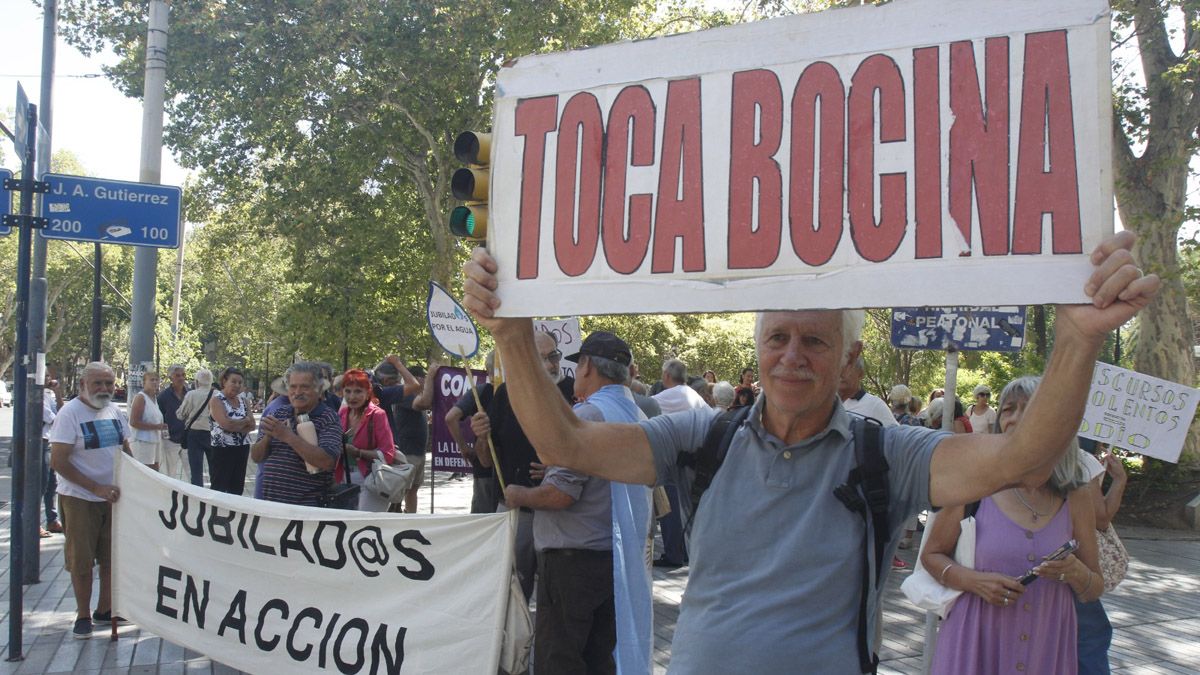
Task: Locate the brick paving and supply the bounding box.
[1,465,1197,674]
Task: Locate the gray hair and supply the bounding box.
[167,364,186,376]
[584,354,630,385]
[194,368,214,388]
[286,361,327,390]
[662,358,686,385]
[754,309,866,361]
[713,381,736,408]
[82,361,115,380]
[996,375,1088,496]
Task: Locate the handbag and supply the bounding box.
[900,506,977,619]
[178,388,214,451]
[359,413,415,503]
[318,429,360,510]
[1097,523,1129,591]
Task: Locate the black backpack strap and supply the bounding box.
[833,417,888,674]
[676,405,752,538]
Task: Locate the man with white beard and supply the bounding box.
[49,362,133,639]
[472,331,575,600]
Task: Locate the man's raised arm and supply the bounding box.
[929,231,1161,508]
[463,248,657,486]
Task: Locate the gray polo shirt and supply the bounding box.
[640,396,945,674]
[532,403,612,552]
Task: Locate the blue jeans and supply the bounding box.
[1075,597,1112,675]
[185,429,211,487]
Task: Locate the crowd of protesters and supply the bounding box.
[33,226,1151,670]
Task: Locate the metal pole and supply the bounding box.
[171,232,184,336]
[91,243,102,362]
[920,347,959,673]
[7,102,40,663]
[128,0,169,385]
[22,0,58,584]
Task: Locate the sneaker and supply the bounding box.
[72,617,93,640]
[92,610,129,624]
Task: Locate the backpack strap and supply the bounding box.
[832,416,888,674]
[676,405,752,538]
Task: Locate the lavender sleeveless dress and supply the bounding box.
[932,496,1078,675]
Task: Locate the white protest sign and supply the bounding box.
[112,456,521,674]
[1079,363,1199,464]
[488,0,1111,316]
[427,282,480,358]
[534,317,581,380]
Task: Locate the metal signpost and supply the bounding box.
[0,169,11,235]
[40,173,181,248]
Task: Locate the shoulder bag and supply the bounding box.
[362,411,415,504]
[317,418,361,510]
[1097,523,1129,591]
[178,388,214,451]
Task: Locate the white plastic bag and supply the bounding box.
[900,509,976,619]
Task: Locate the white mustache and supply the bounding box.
[769,367,817,381]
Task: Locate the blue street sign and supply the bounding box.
[0,169,11,236]
[891,306,1027,352]
[39,173,181,248]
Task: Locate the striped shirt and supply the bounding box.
[258,401,342,506]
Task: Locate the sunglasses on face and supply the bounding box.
[542,350,563,364]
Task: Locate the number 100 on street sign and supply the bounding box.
[40,173,181,248]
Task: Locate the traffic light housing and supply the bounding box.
[450,131,491,240]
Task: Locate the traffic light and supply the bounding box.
[450,131,490,240]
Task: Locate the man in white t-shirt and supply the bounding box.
[838,356,899,428]
[49,362,133,640]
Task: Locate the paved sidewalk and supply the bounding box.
[1,462,1197,673]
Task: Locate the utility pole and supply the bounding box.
[128,0,169,382]
[21,0,58,584]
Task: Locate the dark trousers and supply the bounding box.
[656,482,687,564]
[209,444,249,496]
[470,475,501,513]
[185,429,211,487]
[42,441,58,525]
[535,549,616,675]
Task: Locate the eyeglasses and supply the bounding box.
[542,349,563,364]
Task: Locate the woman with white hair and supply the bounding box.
[923,375,1102,674]
[176,368,216,487]
[129,370,167,470]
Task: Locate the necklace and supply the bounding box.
[1012,488,1048,522]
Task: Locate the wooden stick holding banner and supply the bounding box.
[426,282,506,491]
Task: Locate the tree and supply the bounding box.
[1112,1,1200,465]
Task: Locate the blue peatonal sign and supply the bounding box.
[891,306,1027,352]
[39,173,181,248]
[0,168,11,235]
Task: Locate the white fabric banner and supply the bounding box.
[113,456,519,674]
[1079,362,1199,464]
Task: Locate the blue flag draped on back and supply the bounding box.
[578,384,653,674]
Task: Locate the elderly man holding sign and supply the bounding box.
[462,230,1158,673]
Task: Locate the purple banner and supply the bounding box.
[431,366,488,473]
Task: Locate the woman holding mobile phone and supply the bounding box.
[922,376,1102,675]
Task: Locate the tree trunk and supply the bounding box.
[1115,153,1199,467]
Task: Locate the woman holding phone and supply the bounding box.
[922,376,1102,675]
